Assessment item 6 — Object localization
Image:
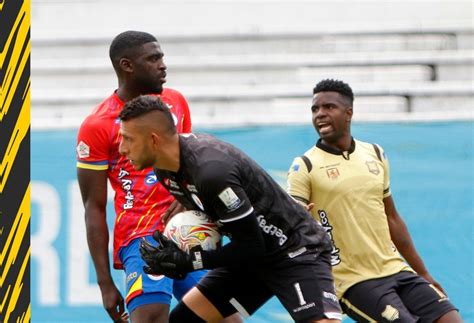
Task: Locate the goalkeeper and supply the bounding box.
[118,95,343,323]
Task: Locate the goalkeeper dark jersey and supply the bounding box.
[154,133,331,266]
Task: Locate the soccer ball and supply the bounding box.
[163,210,221,252]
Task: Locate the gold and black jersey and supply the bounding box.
[287,138,412,298]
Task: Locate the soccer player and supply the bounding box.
[118,95,343,323]
[76,31,240,323]
[287,79,462,322]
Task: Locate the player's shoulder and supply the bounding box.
[355,139,387,160]
[162,87,186,101]
[79,94,121,132]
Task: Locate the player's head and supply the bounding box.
[311,79,354,144]
[118,95,176,170]
[109,30,167,94]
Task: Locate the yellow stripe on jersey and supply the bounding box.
[76,161,108,170]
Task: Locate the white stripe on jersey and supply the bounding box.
[219,207,254,223]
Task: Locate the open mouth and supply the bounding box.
[317,123,332,133]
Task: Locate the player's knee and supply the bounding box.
[170,301,205,323]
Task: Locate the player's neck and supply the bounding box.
[155,134,181,172]
[116,87,136,102]
[322,134,352,152]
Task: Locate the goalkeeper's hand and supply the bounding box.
[139,231,204,280]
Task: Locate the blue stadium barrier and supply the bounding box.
[32,122,473,322]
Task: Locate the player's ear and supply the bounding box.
[119,57,133,73]
[346,106,353,122]
[151,132,161,148]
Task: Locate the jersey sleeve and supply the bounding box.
[198,160,253,224]
[179,93,192,133]
[76,116,110,170]
[287,156,312,205]
[376,144,391,198]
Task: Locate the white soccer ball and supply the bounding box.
[163,210,221,252]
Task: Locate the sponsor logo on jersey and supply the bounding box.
[169,179,180,189]
[126,272,138,284]
[326,167,340,180]
[318,210,341,266]
[76,141,90,158]
[381,305,399,321]
[292,302,316,313]
[366,160,380,175]
[323,291,338,303]
[145,172,158,185]
[256,215,288,246]
[218,187,241,211]
[118,168,134,210]
[187,184,198,193]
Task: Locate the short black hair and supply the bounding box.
[313,79,354,106]
[109,30,157,69]
[119,95,176,133]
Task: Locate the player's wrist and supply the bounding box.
[190,250,204,270]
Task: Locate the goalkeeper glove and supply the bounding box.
[139,231,204,280]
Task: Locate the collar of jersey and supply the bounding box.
[315,137,356,156]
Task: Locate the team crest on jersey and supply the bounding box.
[76,141,90,158]
[326,167,340,180]
[366,161,380,175]
[381,305,399,321]
[145,172,158,185]
[218,187,241,211]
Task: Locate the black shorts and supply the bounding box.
[196,248,342,322]
[340,271,458,323]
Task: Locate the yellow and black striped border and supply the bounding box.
[0,0,31,322]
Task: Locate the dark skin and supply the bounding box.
[78,41,170,323]
[309,91,462,323]
[78,41,241,323]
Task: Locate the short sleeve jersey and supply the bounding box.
[287,139,412,298]
[154,134,331,262]
[76,89,192,269]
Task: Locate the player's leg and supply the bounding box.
[173,269,243,322]
[120,236,174,323]
[264,248,342,322]
[395,271,462,323]
[340,272,417,322]
[170,266,272,322]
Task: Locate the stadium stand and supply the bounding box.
[31,0,473,128]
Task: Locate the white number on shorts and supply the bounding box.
[293,282,307,306]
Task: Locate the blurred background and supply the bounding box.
[30,0,473,322]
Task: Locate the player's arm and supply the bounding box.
[287,156,313,211]
[141,199,266,278]
[141,162,266,277]
[77,168,126,320]
[200,202,266,268]
[384,196,446,294]
[379,144,445,293]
